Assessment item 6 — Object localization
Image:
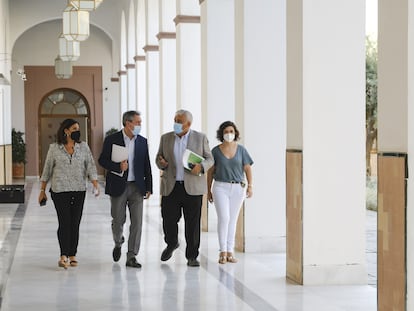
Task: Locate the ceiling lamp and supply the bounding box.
[55,56,73,79]
[69,0,103,11]
[63,6,89,41]
[59,34,80,62]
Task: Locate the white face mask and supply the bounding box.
[223,133,235,142]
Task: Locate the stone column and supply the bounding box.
[158,0,176,133]
[0,0,13,184]
[136,0,147,133]
[200,0,235,149]
[234,0,287,253]
[126,64,136,110]
[0,84,12,185]
[175,0,201,129]
[286,0,366,285]
[377,1,414,309]
[120,11,128,114]
[127,4,137,110]
[200,0,235,232]
[145,0,160,196]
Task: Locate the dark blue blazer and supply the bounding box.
[98,130,153,197]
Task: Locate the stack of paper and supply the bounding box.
[111,144,128,177]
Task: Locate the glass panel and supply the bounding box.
[41,89,87,115]
[51,102,76,114]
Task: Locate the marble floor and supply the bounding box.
[0,180,377,310]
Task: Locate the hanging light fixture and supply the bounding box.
[62,5,89,41]
[55,56,73,79]
[69,0,103,11]
[58,34,80,62]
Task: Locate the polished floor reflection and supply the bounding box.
[0,180,376,310]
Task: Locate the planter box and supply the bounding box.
[12,163,25,179]
[0,185,25,203]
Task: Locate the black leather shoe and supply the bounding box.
[126,257,142,268]
[187,258,200,267]
[112,236,125,262]
[160,244,179,261]
[113,246,121,262]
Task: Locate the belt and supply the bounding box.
[225,180,246,187]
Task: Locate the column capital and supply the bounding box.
[117,70,127,76]
[143,45,159,52]
[174,15,200,26]
[125,63,135,69]
[156,32,176,40]
[199,0,205,4]
[111,77,119,82]
[134,55,146,62]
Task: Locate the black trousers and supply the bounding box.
[161,182,202,260]
[51,191,86,257]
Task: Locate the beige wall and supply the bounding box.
[24,66,103,176]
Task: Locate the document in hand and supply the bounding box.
[111,144,128,177]
[182,149,204,171]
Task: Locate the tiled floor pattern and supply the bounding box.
[0,180,377,310]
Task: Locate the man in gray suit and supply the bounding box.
[156,110,214,267]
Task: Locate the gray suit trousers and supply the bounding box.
[110,182,144,260]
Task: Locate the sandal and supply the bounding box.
[58,256,69,269]
[218,252,227,264]
[226,253,238,263]
[69,256,78,267]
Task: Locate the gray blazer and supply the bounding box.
[155,130,214,196]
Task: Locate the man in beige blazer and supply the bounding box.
[156,110,214,267]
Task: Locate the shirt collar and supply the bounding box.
[175,129,191,139]
[122,128,135,141]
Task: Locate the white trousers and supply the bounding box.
[212,181,246,253]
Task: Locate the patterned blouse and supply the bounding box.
[40,142,98,193]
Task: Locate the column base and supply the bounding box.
[245,236,286,253]
[303,263,367,285]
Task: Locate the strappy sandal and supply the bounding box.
[226,253,238,263]
[58,256,69,269]
[69,256,78,267]
[218,252,227,264]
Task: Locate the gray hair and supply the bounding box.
[122,110,141,126]
[175,109,193,123]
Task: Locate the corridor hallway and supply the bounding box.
[0,180,376,310]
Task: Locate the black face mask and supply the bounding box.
[70,130,81,142]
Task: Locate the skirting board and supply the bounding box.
[303,263,367,285]
[245,236,286,253]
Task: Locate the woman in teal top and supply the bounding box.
[207,121,253,264]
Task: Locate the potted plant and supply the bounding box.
[12,128,26,179]
[105,127,118,138]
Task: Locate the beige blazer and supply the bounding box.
[155,130,214,196]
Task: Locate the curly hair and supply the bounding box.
[216,121,240,142]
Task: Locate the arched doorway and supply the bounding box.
[38,88,90,175]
